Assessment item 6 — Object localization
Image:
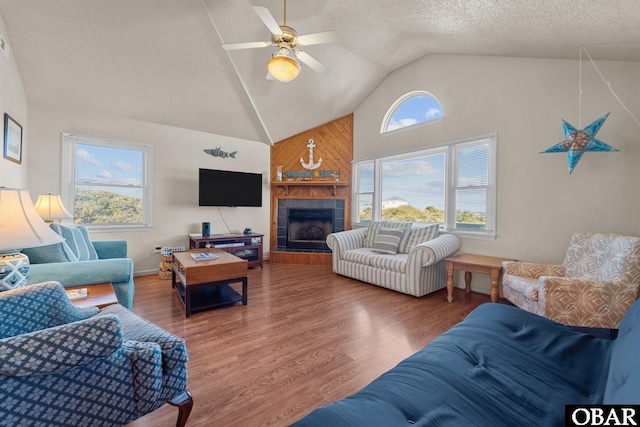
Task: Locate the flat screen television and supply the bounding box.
[199,168,263,207]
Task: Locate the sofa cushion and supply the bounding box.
[343,249,408,274]
[399,224,439,254]
[97,304,188,372]
[50,224,99,261]
[502,275,539,301]
[21,242,78,264]
[293,303,612,427]
[0,282,98,338]
[604,297,640,403]
[368,253,408,274]
[364,221,412,248]
[563,232,640,283]
[343,249,379,266]
[372,228,406,254]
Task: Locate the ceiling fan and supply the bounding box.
[222,1,338,82]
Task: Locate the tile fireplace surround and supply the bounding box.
[276,199,345,252]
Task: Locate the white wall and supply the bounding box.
[17,52,640,293]
[0,10,27,187]
[27,103,270,274]
[355,54,640,293]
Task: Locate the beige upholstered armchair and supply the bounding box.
[502,232,640,328]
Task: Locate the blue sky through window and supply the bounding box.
[386,94,443,132]
[360,144,489,214]
[381,154,446,212]
[359,163,374,192]
[75,144,143,197]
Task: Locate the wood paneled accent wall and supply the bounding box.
[270,114,353,264]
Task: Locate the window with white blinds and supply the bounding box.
[353,134,497,239]
[353,161,374,223]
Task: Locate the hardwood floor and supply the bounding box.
[127,263,490,427]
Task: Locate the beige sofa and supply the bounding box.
[326,221,461,297]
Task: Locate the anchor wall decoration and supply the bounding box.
[300,139,322,170]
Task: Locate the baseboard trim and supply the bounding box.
[270,251,332,265]
[134,269,158,277]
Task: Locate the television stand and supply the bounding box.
[189,233,263,268]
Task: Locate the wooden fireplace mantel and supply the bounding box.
[273,181,348,196]
[270,114,353,265]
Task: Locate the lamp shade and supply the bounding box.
[267,47,301,82]
[0,187,65,252]
[34,193,72,222]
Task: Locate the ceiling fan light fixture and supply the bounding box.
[267,48,301,82]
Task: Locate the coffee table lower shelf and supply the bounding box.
[172,277,247,317]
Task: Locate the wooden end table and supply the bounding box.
[445,254,517,303]
[172,249,248,318]
[67,283,118,308]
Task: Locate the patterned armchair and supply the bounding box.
[0,281,192,426]
[502,232,640,328]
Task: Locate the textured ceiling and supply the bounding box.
[1,0,639,144]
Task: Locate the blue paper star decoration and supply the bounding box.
[542,113,618,174]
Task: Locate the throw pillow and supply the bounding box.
[371,227,406,254]
[21,242,78,264]
[50,224,99,261]
[399,224,440,253]
[365,220,412,248]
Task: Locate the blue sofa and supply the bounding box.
[22,224,134,309]
[292,300,640,426]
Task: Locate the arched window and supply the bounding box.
[380,91,444,135]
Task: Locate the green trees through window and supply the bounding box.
[360,204,485,225]
[62,133,152,229]
[74,188,143,224]
[353,134,496,237]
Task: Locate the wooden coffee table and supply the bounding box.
[172,249,248,317]
[445,254,517,303]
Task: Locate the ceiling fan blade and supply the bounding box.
[296,31,338,46]
[296,51,329,75]
[222,41,272,51]
[252,6,283,35]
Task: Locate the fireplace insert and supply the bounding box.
[286,208,335,251]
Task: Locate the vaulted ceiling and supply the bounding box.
[1,0,639,145]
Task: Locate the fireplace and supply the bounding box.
[286,208,334,251]
[276,199,345,253]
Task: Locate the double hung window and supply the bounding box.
[61,133,153,230]
[353,161,374,222]
[353,134,496,239]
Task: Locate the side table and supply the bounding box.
[67,283,118,308]
[445,254,517,303]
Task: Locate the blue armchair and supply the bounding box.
[22,224,135,309]
[0,281,192,426]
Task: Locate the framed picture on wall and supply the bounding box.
[3,113,22,164]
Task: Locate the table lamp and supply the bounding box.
[33,193,72,223]
[0,187,65,290]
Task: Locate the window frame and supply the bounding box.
[61,132,153,231]
[380,90,445,136]
[353,160,375,223]
[377,146,448,224]
[352,133,497,239]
